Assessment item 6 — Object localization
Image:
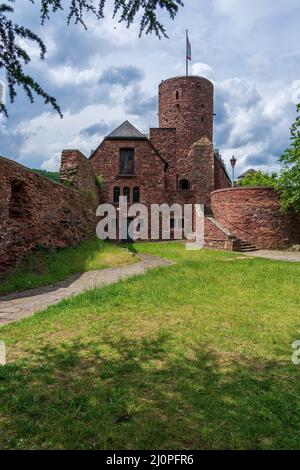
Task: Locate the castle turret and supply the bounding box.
[159,76,214,159]
[158,76,214,198]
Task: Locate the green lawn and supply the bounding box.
[0,243,300,450]
[0,238,136,295]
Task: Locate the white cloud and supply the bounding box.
[15,102,128,169]
[41,153,61,171]
[191,63,214,80]
[292,80,300,104]
[48,66,99,87]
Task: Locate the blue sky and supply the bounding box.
[0,0,300,177]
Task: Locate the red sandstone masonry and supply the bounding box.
[214,157,231,190]
[211,187,300,249]
[149,128,176,190]
[90,139,166,206]
[60,149,97,195]
[0,156,96,274]
[159,76,214,146]
[157,77,215,199]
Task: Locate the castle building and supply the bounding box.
[2,74,299,274]
[88,76,231,238]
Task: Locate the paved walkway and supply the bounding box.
[0,254,173,326]
[244,250,300,262]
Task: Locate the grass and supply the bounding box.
[0,238,136,295]
[0,242,300,449]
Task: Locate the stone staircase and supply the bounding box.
[238,239,257,253]
[204,206,257,252]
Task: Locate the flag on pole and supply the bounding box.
[186,30,192,61]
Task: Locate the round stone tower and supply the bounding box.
[159,76,214,152]
[158,76,214,196]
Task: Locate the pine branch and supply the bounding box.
[0,0,184,117]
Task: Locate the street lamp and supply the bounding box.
[230,155,237,187]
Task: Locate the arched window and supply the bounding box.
[176,91,179,100]
[179,179,190,190]
[133,187,140,203]
[123,187,130,202]
[113,186,120,203]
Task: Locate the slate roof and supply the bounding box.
[105,120,147,140]
[238,168,257,179]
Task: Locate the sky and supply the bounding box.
[0,0,300,177]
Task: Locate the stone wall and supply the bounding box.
[90,138,166,206]
[158,76,214,148]
[60,149,97,196]
[149,128,175,190]
[0,156,96,274]
[188,138,215,209]
[211,187,300,249]
[214,157,231,190]
[204,216,239,251]
[158,76,214,197]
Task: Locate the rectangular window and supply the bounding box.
[120,149,134,175]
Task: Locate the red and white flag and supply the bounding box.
[186,31,192,61]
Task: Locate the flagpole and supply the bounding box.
[186,29,188,77]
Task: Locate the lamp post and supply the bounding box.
[230,155,237,187]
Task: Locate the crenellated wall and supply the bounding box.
[211,187,300,249]
[0,155,96,274]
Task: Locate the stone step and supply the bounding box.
[240,247,258,252]
[239,239,257,252]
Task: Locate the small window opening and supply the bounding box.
[179,179,190,190]
[113,186,120,203]
[123,187,130,202]
[133,187,140,203]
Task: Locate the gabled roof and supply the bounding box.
[238,168,257,179]
[105,120,147,140]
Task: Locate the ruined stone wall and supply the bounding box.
[188,138,215,209]
[60,149,97,196]
[211,187,300,249]
[0,156,96,274]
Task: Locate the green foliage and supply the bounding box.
[237,170,278,187]
[31,168,60,182]
[95,174,104,189]
[277,104,300,214]
[0,1,183,116]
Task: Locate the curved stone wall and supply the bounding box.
[211,187,300,249]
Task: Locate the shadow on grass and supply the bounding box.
[0,335,299,450]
